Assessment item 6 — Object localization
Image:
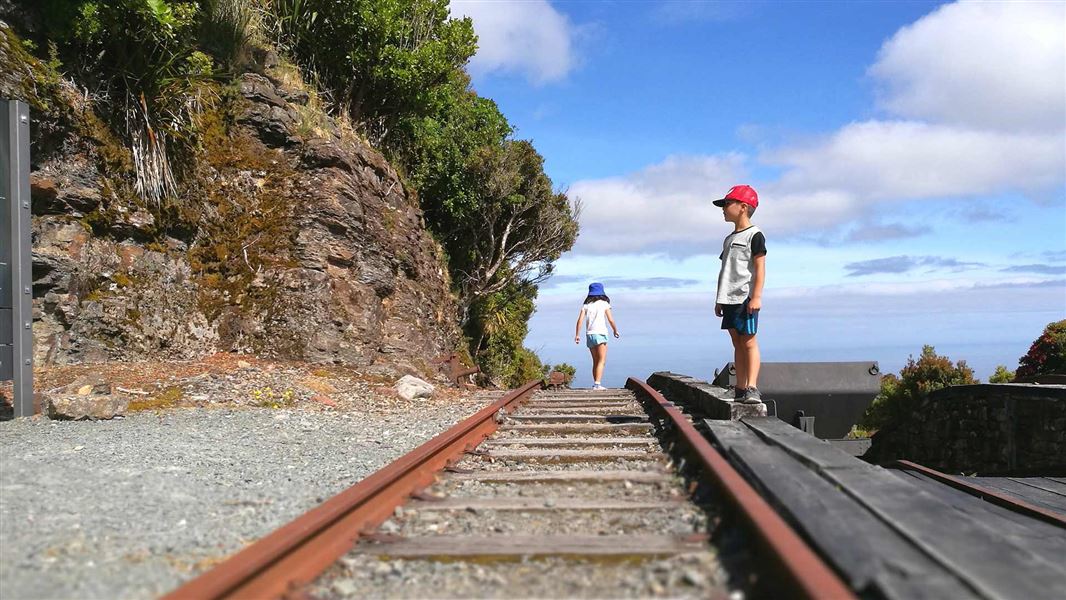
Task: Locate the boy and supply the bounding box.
[712,185,767,404]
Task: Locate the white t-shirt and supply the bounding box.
[583,300,611,335]
[716,226,767,305]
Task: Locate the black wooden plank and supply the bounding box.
[969,477,1066,515]
[826,466,1066,599]
[704,420,976,599]
[890,472,1059,530]
[1012,477,1066,497]
[738,418,1066,598]
[740,417,864,470]
[892,470,1066,559]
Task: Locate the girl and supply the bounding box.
[573,282,620,390]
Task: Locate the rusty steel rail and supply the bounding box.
[163,379,544,600]
[892,459,1066,528]
[626,378,855,600]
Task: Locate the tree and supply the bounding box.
[269,0,476,145]
[451,140,579,321]
[858,345,977,432]
[398,81,512,249]
[1016,320,1066,379]
[988,365,1015,383]
[466,279,542,387]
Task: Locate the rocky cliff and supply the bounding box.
[3,26,461,376]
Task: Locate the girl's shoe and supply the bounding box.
[592,384,607,391]
[733,387,747,400]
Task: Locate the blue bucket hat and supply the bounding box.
[588,282,605,296]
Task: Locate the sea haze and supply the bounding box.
[526,284,1065,388]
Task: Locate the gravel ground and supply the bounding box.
[311,388,730,599]
[430,479,675,500]
[315,553,724,599]
[0,381,491,600]
[384,506,708,537]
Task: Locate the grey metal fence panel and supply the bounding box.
[0,346,11,380]
[1,99,33,416]
[0,308,11,343]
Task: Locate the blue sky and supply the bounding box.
[452,0,1066,387]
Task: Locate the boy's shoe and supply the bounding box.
[740,387,763,404]
[733,387,747,400]
[592,384,607,391]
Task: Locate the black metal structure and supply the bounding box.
[713,361,881,439]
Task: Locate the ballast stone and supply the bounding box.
[395,375,435,400]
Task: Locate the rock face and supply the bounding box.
[2,29,460,375]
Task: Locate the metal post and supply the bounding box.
[0,99,33,417]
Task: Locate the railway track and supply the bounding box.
[165,380,852,599]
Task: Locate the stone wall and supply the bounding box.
[865,384,1066,475]
[647,372,767,420]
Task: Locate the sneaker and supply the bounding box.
[733,387,747,400]
[740,387,763,404]
[592,384,607,391]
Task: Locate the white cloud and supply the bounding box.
[569,154,747,255]
[569,117,1065,256]
[766,120,1066,201]
[568,152,909,255]
[566,1,1066,258]
[869,1,1066,131]
[451,0,575,84]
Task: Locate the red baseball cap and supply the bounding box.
[713,185,759,210]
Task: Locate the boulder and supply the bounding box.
[395,375,434,400]
[45,393,128,420]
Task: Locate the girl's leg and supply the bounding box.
[592,345,601,383]
[729,329,749,389]
[593,343,608,384]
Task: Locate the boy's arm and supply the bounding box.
[606,308,620,338]
[748,254,766,313]
[574,308,585,344]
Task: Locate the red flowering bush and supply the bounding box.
[859,345,977,432]
[1016,320,1066,378]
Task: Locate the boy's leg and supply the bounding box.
[740,334,760,389]
[728,329,749,390]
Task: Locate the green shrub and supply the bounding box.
[1016,320,1066,378]
[268,0,476,146]
[858,345,977,433]
[543,363,576,388]
[468,279,543,388]
[988,365,1015,383]
[550,363,577,379]
[198,0,257,72]
[29,0,220,204]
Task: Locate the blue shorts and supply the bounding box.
[721,301,759,335]
[586,333,608,348]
